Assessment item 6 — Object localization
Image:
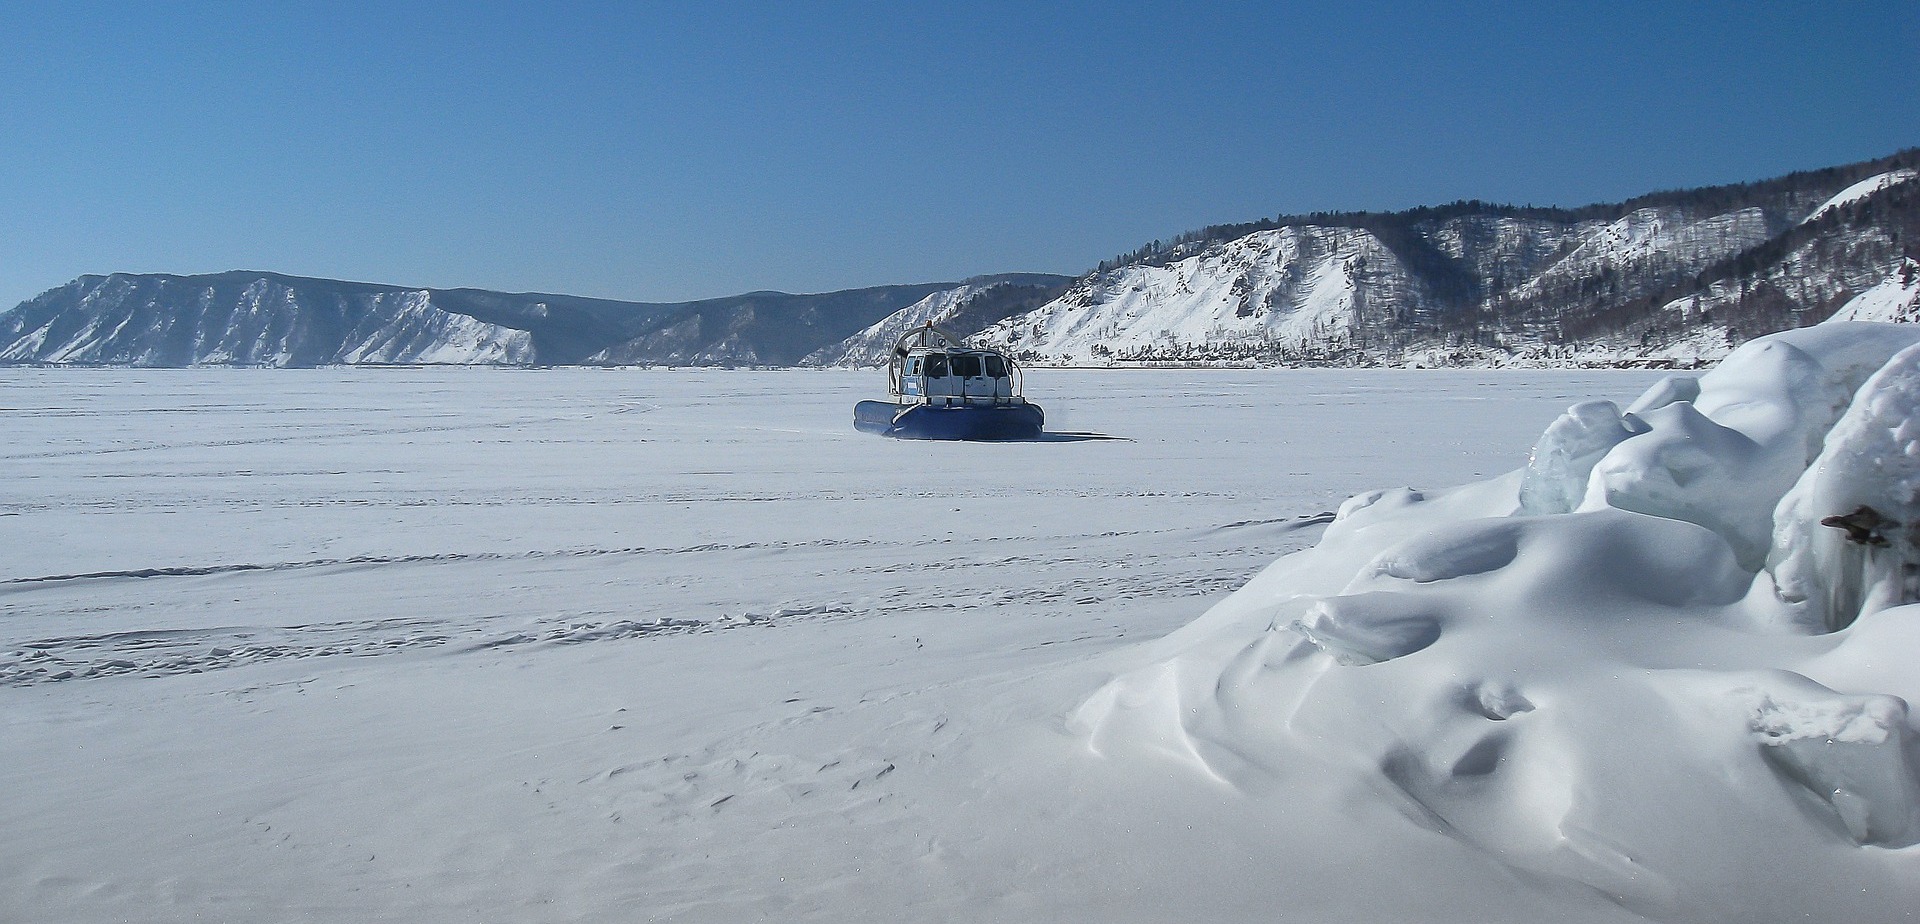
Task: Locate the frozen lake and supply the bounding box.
[0,367,1667,922]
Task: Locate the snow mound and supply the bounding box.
[1078,321,1920,911]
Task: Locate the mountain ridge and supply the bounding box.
[5,148,1916,369]
[0,270,1067,368]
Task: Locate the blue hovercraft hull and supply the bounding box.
[854,400,1044,440]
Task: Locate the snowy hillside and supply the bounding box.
[800,274,1069,367]
[1642,180,1920,359]
[1830,259,1920,323]
[981,149,1920,368]
[1805,168,1918,224]
[972,201,1776,367]
[977,226,1419,364]
[802,283,993,366]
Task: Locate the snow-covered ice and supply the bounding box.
[5,349,1920,922]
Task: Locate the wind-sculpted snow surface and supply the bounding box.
[1079,321,1920,920]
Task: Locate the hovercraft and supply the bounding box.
[853,324,1044,440]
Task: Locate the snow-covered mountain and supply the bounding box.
[0,272,986,367]
[0,274,537,367]
[977,151,1920,367]
[6,151,1915,369]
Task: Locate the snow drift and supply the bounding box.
[1077,321,1920,916]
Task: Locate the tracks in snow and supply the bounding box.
[0,512,1334,688]
[2,510,1335,590]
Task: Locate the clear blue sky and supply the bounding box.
[2,1,1914,311]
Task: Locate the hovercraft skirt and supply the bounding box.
[854,401,1043,440]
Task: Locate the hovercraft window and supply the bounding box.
[983,355,1006,378]
[925,354,948,377]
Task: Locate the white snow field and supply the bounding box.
[2,349,1916,923]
